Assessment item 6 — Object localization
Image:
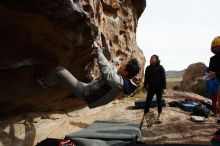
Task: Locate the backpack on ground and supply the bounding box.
[192,103,211,118]
[180,101,198,112]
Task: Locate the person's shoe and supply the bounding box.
[155,118,162,124]
[139,120,144,129]
[146,119,153,127]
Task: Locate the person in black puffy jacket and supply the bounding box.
[143,54,166,123]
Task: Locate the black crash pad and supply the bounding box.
[135,96,166,109]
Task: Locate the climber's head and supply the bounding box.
[118,58,140,79]
[211,36,220,55]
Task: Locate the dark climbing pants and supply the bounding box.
[144,88,163,114]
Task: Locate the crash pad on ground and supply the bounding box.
[134,96,166,109]
[65,120,141,146]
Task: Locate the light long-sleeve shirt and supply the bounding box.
[85,48,124,108]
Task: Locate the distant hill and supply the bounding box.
[166,69,186,78]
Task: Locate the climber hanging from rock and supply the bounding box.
[36,41,140,108]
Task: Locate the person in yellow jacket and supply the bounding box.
[207,36,220,123]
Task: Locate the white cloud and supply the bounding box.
[137,0,220,70]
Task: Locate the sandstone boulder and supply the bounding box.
[180,62,206,92]
[0,0,146,117]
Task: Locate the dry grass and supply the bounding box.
[130,87,146,100]
[167,77,182,82]
[131,77,182,100]
[166,77,182,89]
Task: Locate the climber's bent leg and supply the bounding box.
[56,67,86,99]
[37,66,86,100]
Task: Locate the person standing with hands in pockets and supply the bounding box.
[142,54,166,125]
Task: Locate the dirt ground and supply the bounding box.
[0,90,220,146]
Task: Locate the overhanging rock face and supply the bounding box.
[0,0,146,116]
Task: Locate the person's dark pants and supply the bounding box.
[144,88,163,114]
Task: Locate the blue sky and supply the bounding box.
[137,0,220,71]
